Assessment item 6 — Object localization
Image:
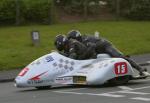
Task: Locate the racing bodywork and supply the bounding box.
[15,52,135,88]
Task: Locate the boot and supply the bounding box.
[140,71,150,77]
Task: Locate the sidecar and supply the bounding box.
[15,52,138,89]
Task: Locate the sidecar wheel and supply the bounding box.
[108,75,131,85]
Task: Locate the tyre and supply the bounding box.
[108,75,131,85]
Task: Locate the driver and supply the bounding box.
[67,30,150,77]
[54,34,95,59]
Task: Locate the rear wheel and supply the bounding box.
[108,75,131,85]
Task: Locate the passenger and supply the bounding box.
[67,30,96,58]
[54,34,94,60]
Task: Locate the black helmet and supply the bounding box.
[67,30,82,41]
[54,34,68,51]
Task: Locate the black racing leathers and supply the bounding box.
[82,35,145,73]
[63,39,95,60]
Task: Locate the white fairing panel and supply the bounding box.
[86,58,133,85]
[15,52,134,87]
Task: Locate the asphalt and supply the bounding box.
[0,76,150,103]
[0,53,150,82]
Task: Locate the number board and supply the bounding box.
[114,62,128,75]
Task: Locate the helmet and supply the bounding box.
[54,34,68,51]
[67,30,82,41]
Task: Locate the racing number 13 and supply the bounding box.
[114,62,128,75]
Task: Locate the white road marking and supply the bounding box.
[53,78,150,100]
[54,85,150,98]
[99,93,125,97]
[147,61,150,63]
[54,91,125,97]
[118,86,133,90]
[132,86,150,91]
[131,97,150,101]
[103,85,150,94]
[118,91,150,95]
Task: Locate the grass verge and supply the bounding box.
[0,21,150,70]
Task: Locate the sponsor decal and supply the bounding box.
[27,79,53,85]
[29,71,48,80]
[65,60,69,64]
[58,63,63,68]
[69,67,74,71]
[64,65,68,69]
[56,77,72,81]
[45,56,54,62]
[27,80,43,84]
[70,61,75,65]
[53,62,57,67]
[59,58,64,63]
[56,77,73,84]
[114,62,128,75]
[52,59,75,71]
[18,68,29,76]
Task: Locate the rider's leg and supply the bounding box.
[105,45,150,77]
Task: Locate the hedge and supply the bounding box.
[0,0,52,25]
[0,0,150,25]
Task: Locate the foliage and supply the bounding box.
[127,0,150,20]
[0,0,52,25]
[24,0,51,24]
[0,0,150,25]
[0,0,17,24]
[107,0,150,20]
[57,0,101,15]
